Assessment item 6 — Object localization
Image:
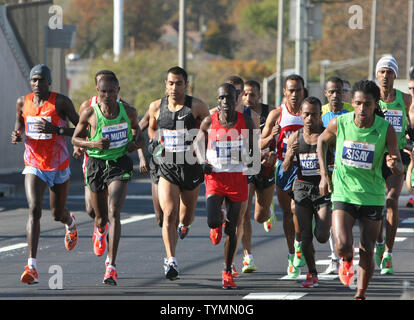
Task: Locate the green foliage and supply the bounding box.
[239,0,277,36]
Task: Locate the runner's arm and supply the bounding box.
[260,108,280,149]
[11,96,25,144]
[282,131,299,172]
[317,117,338,196]
[193,116,212,167]
[385,124,404,176]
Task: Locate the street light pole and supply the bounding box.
[276,0,284,106]
[407,0,413,79]
[113,0,123,63]
[368,0,377,80]
[178,0,186,70]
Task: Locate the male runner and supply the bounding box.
[405,78,414,207]
[194,83,257,289]
[341,80,352,104]
[238,80,276,273]
[318,80,403,300]
[72,74,144,285]
[321,77,352,128]
[375,55,414,275]
[12,64,79,284]
[147,66,210,280]
[261,74,305,278]
[283,97,332,288]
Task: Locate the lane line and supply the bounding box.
[120,214,155,225]
[243,292,307,300]
[0,243,27,253]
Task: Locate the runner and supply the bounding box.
[318,79,404,300]
[11,64,79,284]
[194,82,257,289]
[238,79,276,273]
[321,77,352,128]
[283,96,332,288]
[375,55,414,275]
[406,78,414,207]
[342,80,352,104]
[261,74,306,278]
[321,76,350,274]
[72,74,144,285]
[147,66,210,280]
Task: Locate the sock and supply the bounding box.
[28,258,37,270]
[376,240,385,246]
[66,215,75,230]
[384,252,392,257]
[295,240,302,247]
[168,257,177,265]
[105,256,110,265]
[288,253,295,259]
[245,254,254,260]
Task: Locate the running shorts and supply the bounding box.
[332,201,384,221]
[85,154,133,193]
[293,180,331,212]
[22,166,70,188]
[149,155,160,184]
[158,162,204,191]
[205,171,248,202]
[248,166,275,190]
[275,159,298,191]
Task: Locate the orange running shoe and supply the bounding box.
[222,270,236,289]
[338,258,354,286]
[65,214,78,251]
[93,223,108,256]
[20,265,39,285]
[103,265,118,285]
[210,210,226,245]
[301,272,319,288]
[232,264,239,278]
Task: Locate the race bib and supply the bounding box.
[102,122,129,149]
[214,140,242,164]
[384,109,403,132]
[299,153,319,176]
[26,116,52,140]
[163,129,189,153]
[342,140,375,170]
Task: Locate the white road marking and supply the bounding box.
[243,292,307,300]
[401,218,414,224]
[395,237,407,242]
[280,274,338,280]
[397,228,414,233]
[120,214,155,225]
[0,243,27,253]
[68,195,208,201]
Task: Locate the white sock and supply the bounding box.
[295,240,302,246]
[168,257,177,265]
[384,252,392,257]
[105,256,110,264]
[245,254,254,260]
[66,216,75,230]
[376,240,385,246]
[28,258,37,270]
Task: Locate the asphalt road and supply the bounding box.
[0,161,414,311]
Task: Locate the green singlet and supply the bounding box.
[86,101,133,160]
[332,112,389,206]
[379,89,407,149]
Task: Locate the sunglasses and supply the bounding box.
[343,88,351,92]
[409,87,414,90]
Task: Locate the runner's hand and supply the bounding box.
[93,137,110,150]
[319,174,332,196]
[11,130,22,144]
[32,118,57,134]
[73,146,85,159]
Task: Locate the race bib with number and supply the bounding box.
[214,140,242,164]
[102,122,129,149]
[26,116,52,140]
[299,152,319,176]
[384,109,403,132]
[341,140,375,170]
[163,129,190,153]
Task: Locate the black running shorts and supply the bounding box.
[332,201,384,221]
[293,180,331,212]
[158,162,204,191]
[248,166,275,190]
[149,155,160,184]
[85,155,133,193]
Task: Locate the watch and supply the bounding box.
[58,127,65,135]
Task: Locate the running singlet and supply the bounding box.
[157,95,197,162]
[206,111,248,173]
[379,89,408,149]
[86,100,133,160]
[276,104,303,161]
[296,128,322,185]
[22,92,69,171]
[332,112,389,206]
[321,102,353,116]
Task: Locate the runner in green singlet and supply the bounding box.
[374,56,414,275]
[317,80,403,300]
[72,74,144,285]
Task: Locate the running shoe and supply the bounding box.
[242,256,257,273]
[338,258,354,287]
[263,213,277,232]
[406,196,414,207]
[324,259,339,274]
[64,214,78,251]
[210,225,222,245]
[178,223,191,240]
[222,270,237,289]
[20,265,39,285]
[353,296,366,300]
[293,242,306,267]
[287,255,300,278]
[380,253,394,275]
[375,242,385,268]
[232,264,239,278]
[301,272,319,288]
[164,258,180,280]
[93,223,109,256]
[103,265,118,285]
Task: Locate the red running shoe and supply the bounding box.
[222,270,236,289]
[93,223,108,256]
